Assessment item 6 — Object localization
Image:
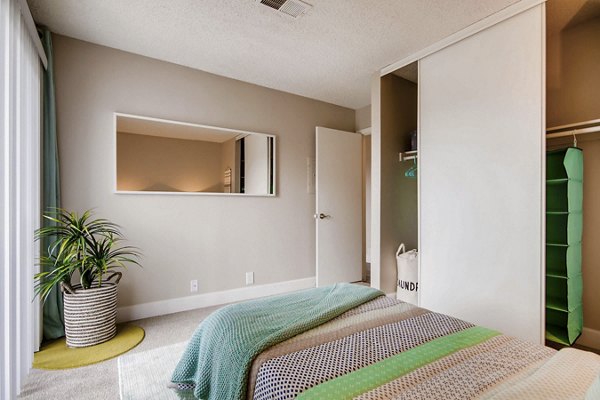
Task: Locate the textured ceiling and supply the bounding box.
[29,0,519,109]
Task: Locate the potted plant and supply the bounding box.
[35,209,140,347]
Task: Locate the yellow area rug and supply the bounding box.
[33,324,145,370]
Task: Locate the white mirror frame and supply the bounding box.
[113,112,277,197]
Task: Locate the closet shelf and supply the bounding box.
[547,211,582,216]
[546,178,582,185]
[545,325,572,346]
[399,150,417,162]
[546,273,568,279]
[546,303,569,313]
[545,148,583,346]
[546,178,568,184]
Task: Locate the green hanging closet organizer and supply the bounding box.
[546,147,583,345]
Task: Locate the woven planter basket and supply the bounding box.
[61,272,121,348]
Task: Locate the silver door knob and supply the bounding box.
[315,213,331,219]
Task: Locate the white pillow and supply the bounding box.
[585,372,600,400]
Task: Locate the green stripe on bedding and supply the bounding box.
[297,326,500,400]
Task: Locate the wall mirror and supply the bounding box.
[115,113,276,196]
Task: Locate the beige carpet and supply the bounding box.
[18,305,220,400]
[118,342,187,399]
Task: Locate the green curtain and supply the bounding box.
[39,27,64,340]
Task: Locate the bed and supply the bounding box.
[170,284,600,399]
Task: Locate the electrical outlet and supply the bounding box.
[190,279,198,293]
[245,272,254,285]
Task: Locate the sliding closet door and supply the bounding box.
[419,5,545,343]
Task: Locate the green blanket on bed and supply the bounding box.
[171,283,383,400]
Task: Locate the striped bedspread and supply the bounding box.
[247,296,600,400]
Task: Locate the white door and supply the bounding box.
[419,5,544,343]
[243,135,269,194]
[316,127,363,287]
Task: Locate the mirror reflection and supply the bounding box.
[116,114,275,195]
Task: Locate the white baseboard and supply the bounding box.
[576,327,600,350]
[116,277,316,323]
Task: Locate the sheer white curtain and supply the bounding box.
[1,0,45,397]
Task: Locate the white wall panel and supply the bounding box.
[1,0,43,396]
[419,5,545,343]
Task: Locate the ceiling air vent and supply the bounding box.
[258,0,312,19]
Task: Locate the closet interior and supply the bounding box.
[545,0,600,347]
[377,62,418,295]
[371,1,598,344]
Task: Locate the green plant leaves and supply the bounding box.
[33,208,141,302]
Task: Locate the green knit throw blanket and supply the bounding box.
[171,283,383,400]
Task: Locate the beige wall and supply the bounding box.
[547,16,600,339]
[355,105,371,132]
[578,139,600,335]
[53,35,355,308]
[379,75,418,293]
[117,132,224,192]
[547,16,600,127]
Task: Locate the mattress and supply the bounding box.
[248,297,600,399]
[172,286,600,399]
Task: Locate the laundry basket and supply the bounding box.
[396,244,419,305]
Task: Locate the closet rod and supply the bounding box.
[546,118,600,139]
